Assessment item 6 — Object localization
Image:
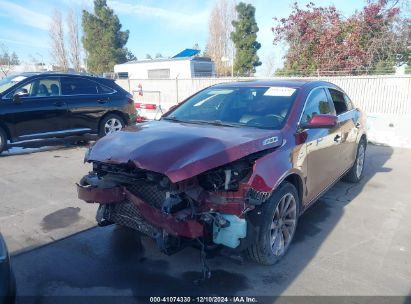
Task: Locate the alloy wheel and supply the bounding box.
[104,118,123,135]
[270,193,297,256]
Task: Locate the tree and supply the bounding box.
[125,49,137,61]
[49,9,68,71]
[145,54,152,59]
[67,8,81,72]
[273,1,410,76]
[155,53,163,58]
[82,0,130,74]
[231,2,261,76]
[206,0,236,76]
[0,44,19,76]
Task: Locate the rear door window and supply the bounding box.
[343,94,354,111]
[98,84,115,94]
[328,88,349,115]
[61,77,99,95]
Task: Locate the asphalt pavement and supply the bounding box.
[0,140,410,302]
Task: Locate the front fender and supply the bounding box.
[247,145,305,196]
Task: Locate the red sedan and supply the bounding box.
[78,80,367,265]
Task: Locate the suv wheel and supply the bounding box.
[0,127,7,154]
[99,114,125,137]
[247,182,299,265]
[343,139,366,183]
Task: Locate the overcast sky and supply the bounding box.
[0,0,366,75]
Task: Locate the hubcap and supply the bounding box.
[356,144,365,178]
[104,118,123,134]
[270,193,297,256]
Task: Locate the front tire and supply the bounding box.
[98,114,125,137]
[247,182,299,265]
[343,139,366,183]
[0,127,7,154]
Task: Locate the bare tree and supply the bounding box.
[0,44,19,77]
[206,0,236,76]
[262,54,277,77]
[49,9,68,71]
[67,8,81,72]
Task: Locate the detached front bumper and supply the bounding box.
[77,184,204,238]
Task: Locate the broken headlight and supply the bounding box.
[198,160,252,192]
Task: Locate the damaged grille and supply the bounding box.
[125,181,167,209]
[246,188,271,203]
[108,201,160,238]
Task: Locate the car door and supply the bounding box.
[4,76,68,140]
[61,76,109,132]
[327,88,360,172]
[299,87,342,205]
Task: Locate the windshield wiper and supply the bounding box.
[186,119,240,127]
[162,116,186,123]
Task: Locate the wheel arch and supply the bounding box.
[268,171,305,216]
[0,121,12,142]
[282,173,304,204]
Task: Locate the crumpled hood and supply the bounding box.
[87,120,283,183]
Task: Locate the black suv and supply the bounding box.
[0,72,136,153]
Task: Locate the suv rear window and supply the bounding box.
[61,77,99,95]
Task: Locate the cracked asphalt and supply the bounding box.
[0,141,410,301]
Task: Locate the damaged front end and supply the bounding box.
[77,156,269,255]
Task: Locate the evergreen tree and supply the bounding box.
[231,2,261,76]
[125,49,137,61]
[82,0,130,73]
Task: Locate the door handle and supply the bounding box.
[334,134,341,142]
[97,99,108,104]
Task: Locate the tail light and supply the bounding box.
[135,103,157,110]
[127,94,134,105]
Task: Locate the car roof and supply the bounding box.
[16,72,108,81]
[211,79,338,90]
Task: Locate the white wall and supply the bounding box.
[114,59,192,79]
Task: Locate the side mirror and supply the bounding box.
[300,114,338,129]
[13,89,29,103]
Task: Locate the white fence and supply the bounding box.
[117,75,411,116]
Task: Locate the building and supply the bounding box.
[113,49,216,79]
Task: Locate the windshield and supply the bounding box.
[0,75,27,94]
[164,86,299,129]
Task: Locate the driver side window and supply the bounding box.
[301,88,333,124]
[14,78,61,98]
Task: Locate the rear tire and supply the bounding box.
[343,139,366,183]
[247,182,299,265]
[98,114,125,137]
[0,127,7,154]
